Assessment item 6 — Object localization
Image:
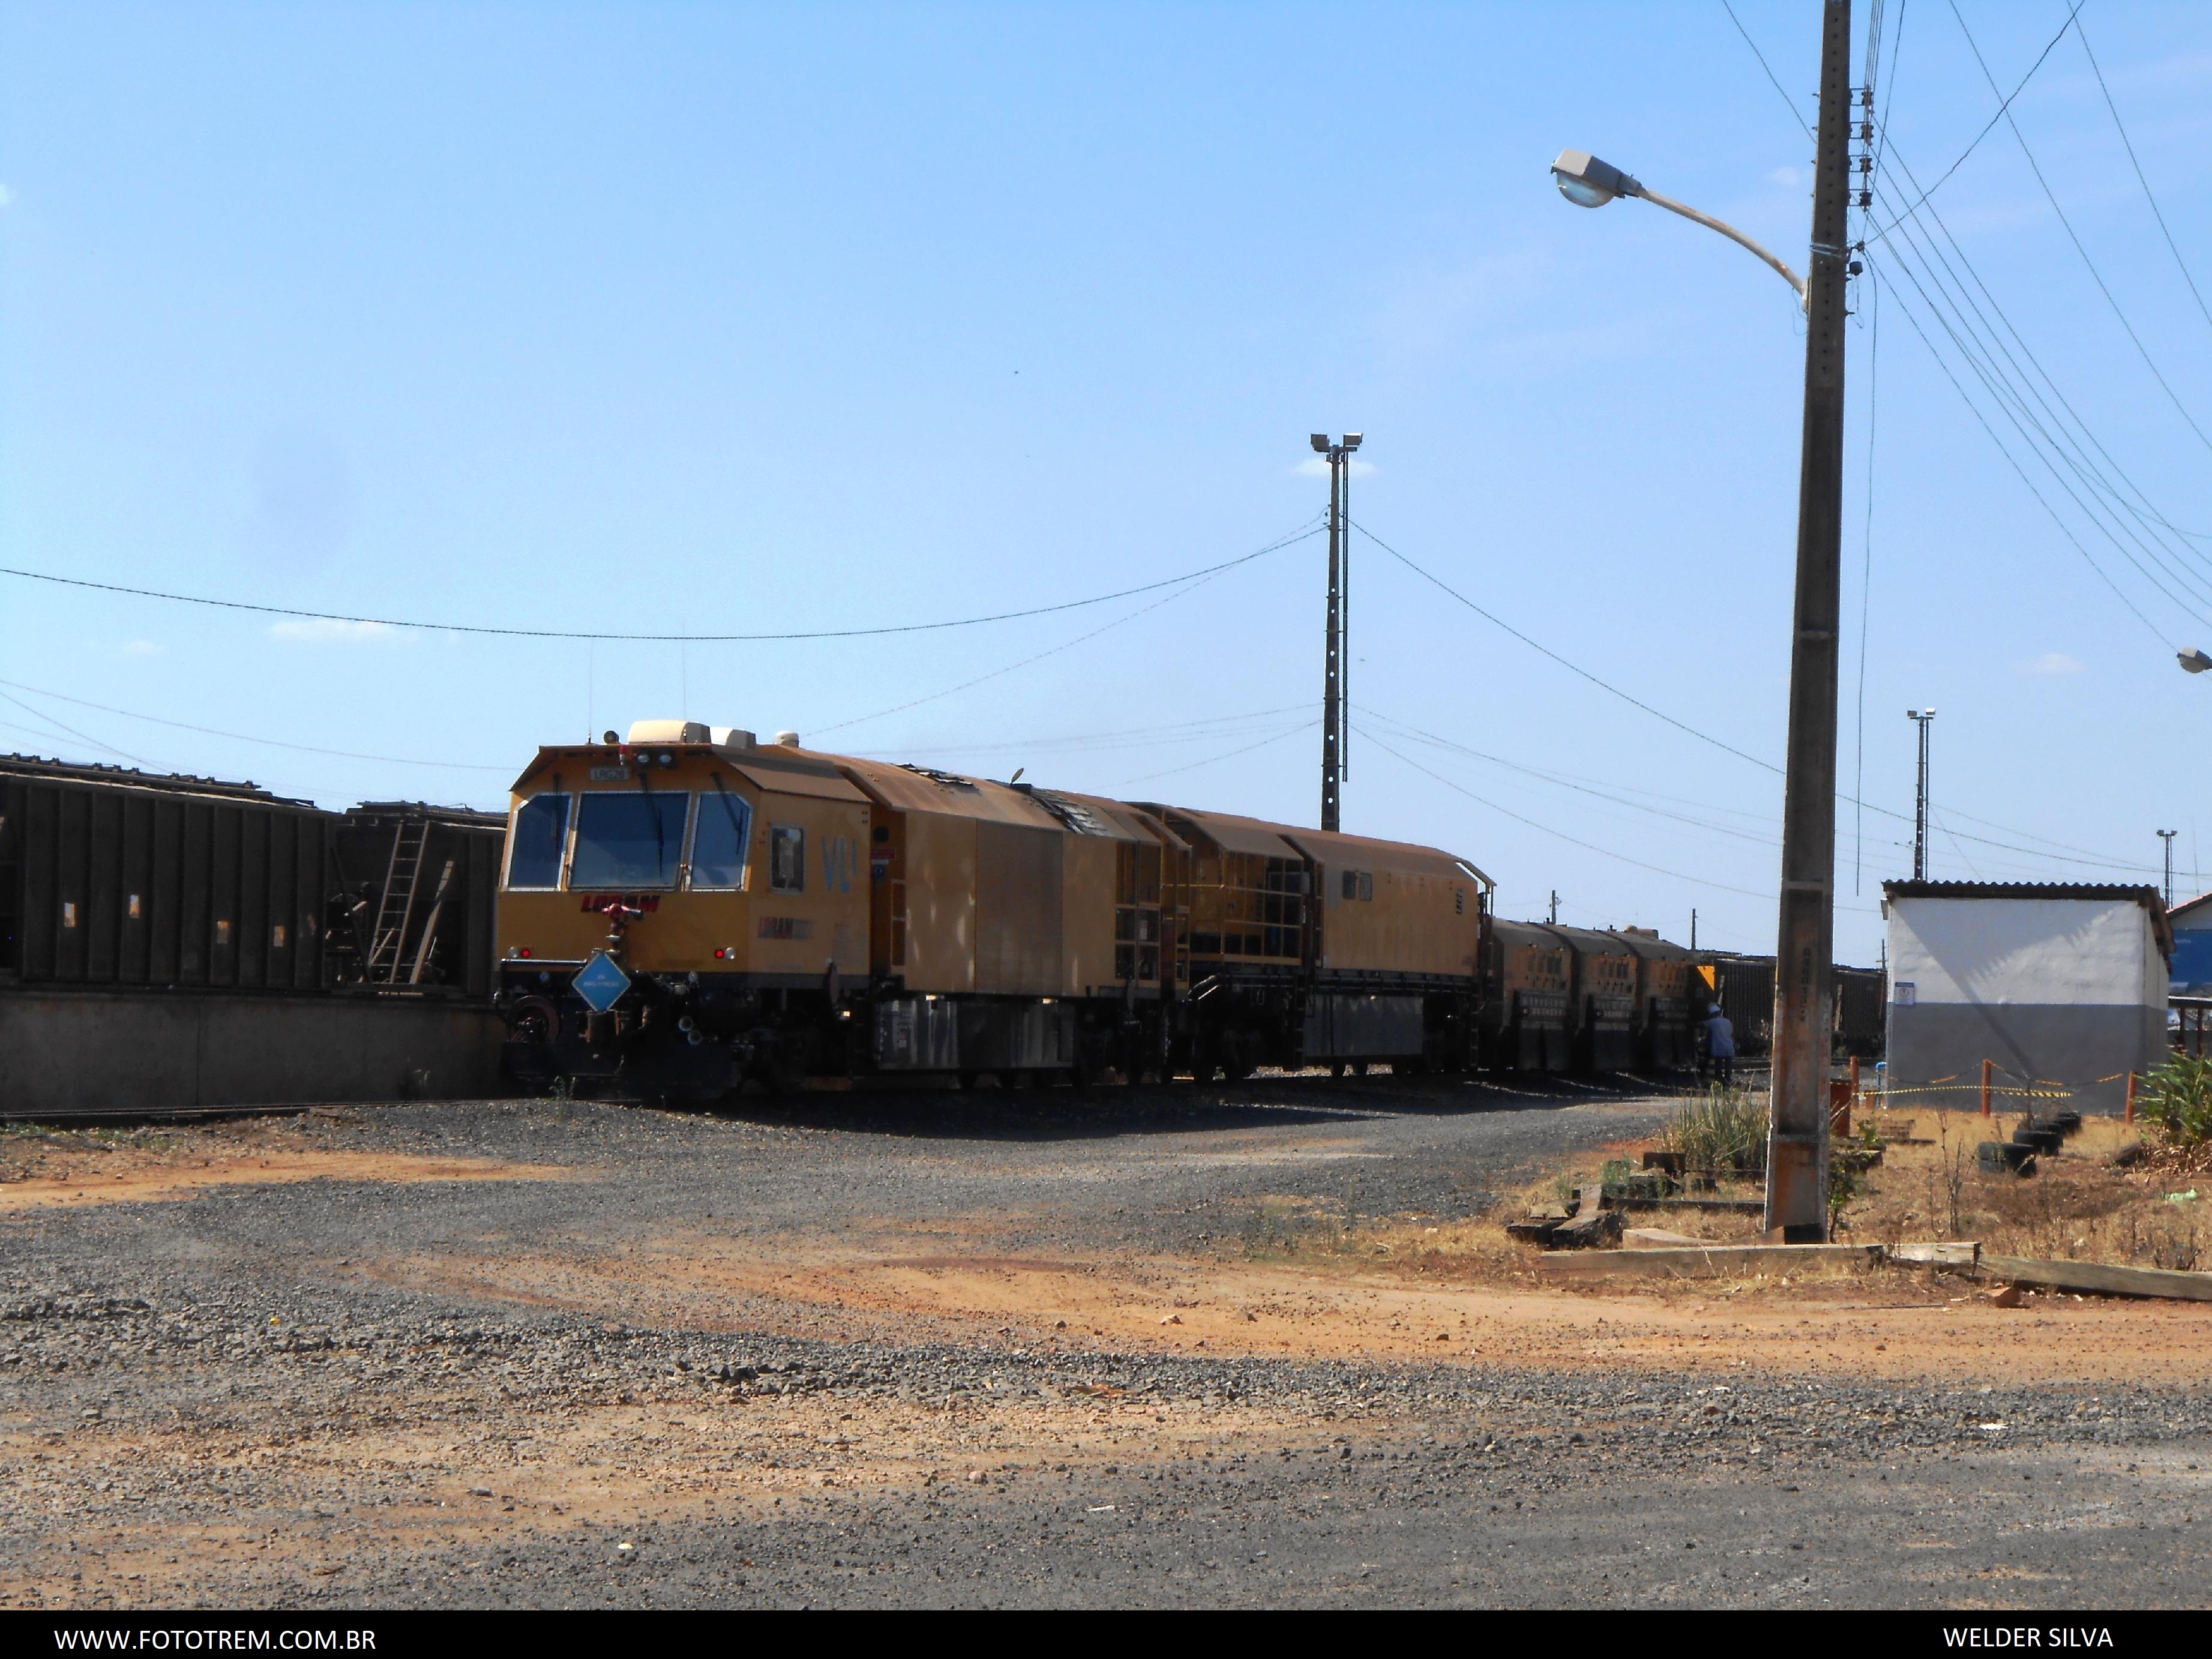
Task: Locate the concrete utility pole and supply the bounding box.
[1311,433,1362,832]
[2159,830,2178,909]
[1764,0,1854,1244]
[1907,708,1935,881]
[1549,890,1560,925]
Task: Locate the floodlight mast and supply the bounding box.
[1313,432,1363,832]
[1551,148,1809,306]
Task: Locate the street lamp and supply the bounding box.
[1551,148,1809,307]
[2179,647,2212,673]
[1551,2,1851,1245]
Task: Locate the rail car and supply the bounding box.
[491,723,1492,1098]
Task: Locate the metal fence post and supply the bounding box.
[1980,1058,1992,1118]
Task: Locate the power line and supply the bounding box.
[1869,218,2212,618]
[1949,0,2212,459]
[1863,139,2212,626]
[2078,19,2212,338]
[1871,130,2212,556]
[1719,0,1812,138]
[1347,519,1783,774]
[0,519,1323,645]
[0,678,509,771]
[866,705,1314,761]
[0,690,157,768]
[1354,724,1781,902]
[1120,720,1317,786]
[1869,0,2085,233]
[1868,248,2176,643]
[813,553,1258,736]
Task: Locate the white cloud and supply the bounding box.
[1293,456,1378,479]
[2023,651,2084,675]
[1767,166,1801,188]
[268,618,395,644]
[119,639,163,657]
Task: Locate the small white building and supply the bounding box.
[1882,881,2170,1113]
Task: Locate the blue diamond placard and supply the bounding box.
[572,951,633,1014]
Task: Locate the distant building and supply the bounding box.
[1881,881,2170,1114]
[2166,890,2212,993]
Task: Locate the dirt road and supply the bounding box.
[2,1080,2207,1607]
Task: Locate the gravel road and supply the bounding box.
[2,1077,2207,1608]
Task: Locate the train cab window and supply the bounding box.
[769,824,805,894]
[506,794,570,890]
[689,787,753,890]
[1359,872,1374,902]
[1341,869,1357,901]
[570,792,690,890]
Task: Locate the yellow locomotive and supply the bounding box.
[493,720,1492,1097]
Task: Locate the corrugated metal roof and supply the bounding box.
[1883,881,2163,903]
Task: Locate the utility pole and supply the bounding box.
[1907,708,1935,881]
[1691,908,1698,951]
[1311,432,1362,831]
[1764,0,1853,1245]
[2159,829,2178,909]
[1549,890,1559,925]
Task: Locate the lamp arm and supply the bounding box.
[1635,185,1809,306]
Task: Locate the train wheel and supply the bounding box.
[957,1070,981,1091]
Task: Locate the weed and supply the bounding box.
[1659,1086,1769,1179]
[2140,1055,2212,1149]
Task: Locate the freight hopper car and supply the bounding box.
[1477,921,1571,1071]
[492,724,1492,1098]
[1617,927,1701,1070]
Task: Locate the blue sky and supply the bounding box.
[4,1,2210,964]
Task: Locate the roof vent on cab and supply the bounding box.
[774,730,802,747]
[626,720,711,745]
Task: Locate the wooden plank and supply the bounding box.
[1535,1244,1881,1279]
[1627,1196,1766,1213]
[1889,1241,1980,1267]
[1982,1254,2212,1303]
[1622,1227,1710,1250]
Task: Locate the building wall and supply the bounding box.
[0,988,503,1119]
[1886,897,2164,1113]
[2168,903,2212,990]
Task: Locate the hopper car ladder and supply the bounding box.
[367,819,428,985]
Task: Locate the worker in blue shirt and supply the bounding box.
[1703,1004,1736,1086]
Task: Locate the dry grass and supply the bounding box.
[1299,1101,2210,1288]
[1837,1109,2207,1271]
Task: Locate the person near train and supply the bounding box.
[1703,1003,1736,1087]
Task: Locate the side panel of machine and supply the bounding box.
[975,822,1062,995]
[1302,992,1425,1058]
